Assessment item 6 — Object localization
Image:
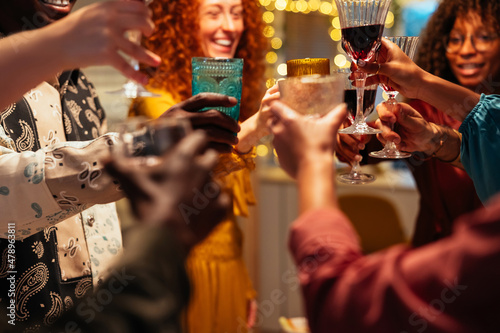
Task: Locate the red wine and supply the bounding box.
[344,89,377,122]
[341,24,384,61]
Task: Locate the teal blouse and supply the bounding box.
[459,94,500,203]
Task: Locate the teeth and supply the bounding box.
[461,64,480,69]
[215,39,232,46]
[42,0,70,6]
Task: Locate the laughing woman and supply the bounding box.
[129,0,273,332]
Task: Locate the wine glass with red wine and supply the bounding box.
[337,68,378,184]
[369,36,419,159]
[335,0,391,135]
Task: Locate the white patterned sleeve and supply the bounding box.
[0,129,124,240]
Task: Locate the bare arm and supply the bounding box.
[361,38,480,122]
[0,1,160,110]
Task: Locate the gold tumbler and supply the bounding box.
[286,58,330,77]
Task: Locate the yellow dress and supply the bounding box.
[130,89,257,333]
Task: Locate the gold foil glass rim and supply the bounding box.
[286,58,330,77]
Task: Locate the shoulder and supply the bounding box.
[131,89,179,119]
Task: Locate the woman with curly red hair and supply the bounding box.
[129,0,273,332]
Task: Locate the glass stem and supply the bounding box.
[384,96,398,152]
[353,70,367,128]
[350,160,362,177]
[128,30,142,72]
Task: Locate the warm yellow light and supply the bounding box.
[297,0,307,12]
[271,37,283,49]
[319,1,333,15]
[277,63,288,76]
[332,16,341,29]
[334,54,347,67]
[330,28,341,41]
[258,0,268,6]
[308,0,321,11]
[382,91,389,100]
[385,20,395,29]
[341,61,351,69]
[263,11,274,23]
[263,25,275,38]
[275,0,287,10]
[266,51,278,64]
[266,78,277,88]
[291,1,299,13]
[256,144,269,157]
[273,149,278,157]
[385,11,394,25]
[265,2,276,11]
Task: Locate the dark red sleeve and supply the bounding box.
[289,197,500,333]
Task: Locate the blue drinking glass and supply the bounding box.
[192,57,244,122]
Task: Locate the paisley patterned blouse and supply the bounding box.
[0,70,124,332]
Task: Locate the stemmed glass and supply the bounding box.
[335,0,391,134]
[369,36,419,159]
[336,68,378,184]
[107,0,160,99]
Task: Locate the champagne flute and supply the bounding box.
[369,36,419,159]
[107,0,160,99]
[335,0,391,135]
[337,68,378,184]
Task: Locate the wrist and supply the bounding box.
[425,124,461,163]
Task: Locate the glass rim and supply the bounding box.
[192,57,243,63]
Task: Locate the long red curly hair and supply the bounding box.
[142,0,268,121]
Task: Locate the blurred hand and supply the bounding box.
[335,120,372,164]
[254,84,280,137]
[105,131,230,250]
[268,101,347,178]
[53,0,161,84]
[376,102,438,155]
[161,93,241,153]
[354,38,426,100]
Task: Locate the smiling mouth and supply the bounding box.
[214,39,233,47]
[458,63,484,70]
[41,0,71,6]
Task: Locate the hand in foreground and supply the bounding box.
[52,0,161,84]
[105,131,230,250]
[268,101,347,179]
[235,84,280,153]
[354,38,426,100]
[161,93,241,153]
[376,102,442,155]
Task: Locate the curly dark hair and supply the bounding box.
[415,0,500,84]
[142,0,268,121]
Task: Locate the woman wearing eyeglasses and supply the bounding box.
[405,0,500,247]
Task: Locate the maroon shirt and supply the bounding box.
[289,196,500,332]
[408,100,482,246]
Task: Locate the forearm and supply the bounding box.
[417,71,480,122]
[0,27,68,110]
[296,154,337,213]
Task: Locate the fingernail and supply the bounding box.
[358,60,366,67]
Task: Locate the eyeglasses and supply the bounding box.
[445,32,499,54]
